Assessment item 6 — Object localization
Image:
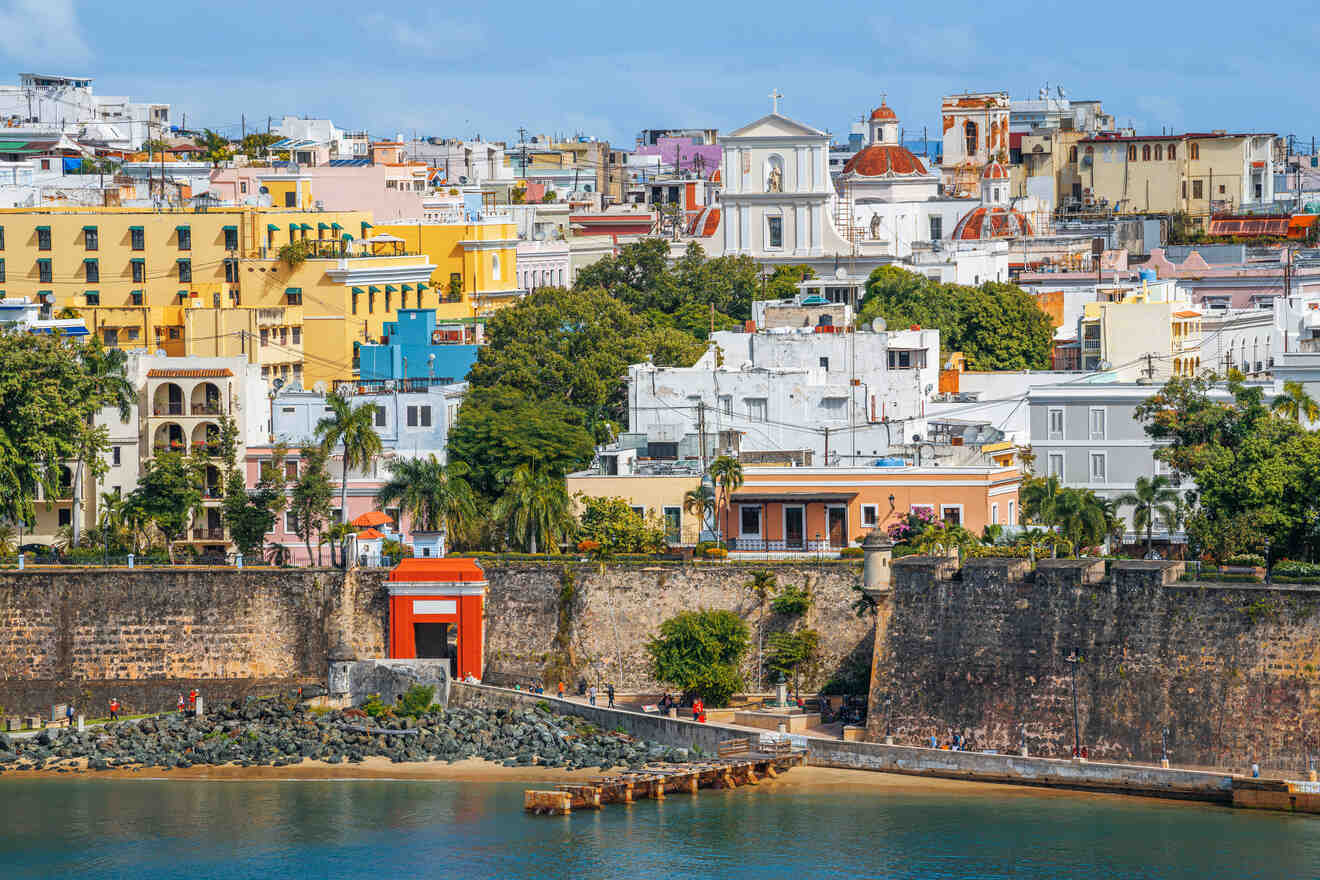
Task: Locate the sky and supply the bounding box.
[0,0,1314,148]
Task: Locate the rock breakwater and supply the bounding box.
[0,698,695,773]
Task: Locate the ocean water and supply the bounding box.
[1,777,1317,879]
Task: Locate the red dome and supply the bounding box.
[982,161,1009,180]
[870,103,897,122]
[951,206,1033,240]
[842,144,927,177]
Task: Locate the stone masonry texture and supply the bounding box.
[866,557,1320,772]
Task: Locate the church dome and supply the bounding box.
[842,144,927,177]
[870,103,897,122]
[951,205,1033,240]
[981,161,1009,180]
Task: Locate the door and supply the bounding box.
[784,506,805,550]
[414,622,450,660]
[827,507,846,548]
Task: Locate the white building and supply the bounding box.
[0,73,169,150]
[626,310,939,465]
[406,138,515,186]
[274,117,369,161]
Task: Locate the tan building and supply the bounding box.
[1074,132,1276,223]
[567,457,702,546]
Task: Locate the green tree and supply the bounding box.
[855,266,1052,370]
[290,444,334,565]
[316,394,383,567]
[222,444,287,560]
[447,386,595,501]
[683,483,716,537]
[910,523,978,557]
[194,128,233,167]
[577,495,668,554]
[124,452,204,561]
[762,264,816,301]
[764,629,821,692]
[141,138,169,154]
[645,609,749,706]
[1020,474,1063,525]
[239,132,281,160]
[376,454,477,545]
[745,569,776,689]
[708,455,744,544]
[1272,380,1320,424]
[492,465,575,553]
[1049,488,1109,556]
[1118,475,1180,557]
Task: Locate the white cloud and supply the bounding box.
[0,0,90,63]
[366,13,486,55]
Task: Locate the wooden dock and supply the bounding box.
[524,737,804,815]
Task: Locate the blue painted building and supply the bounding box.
[357,309,479,386]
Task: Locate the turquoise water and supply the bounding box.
[2,777,1318,878]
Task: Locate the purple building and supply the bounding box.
[633,137,722,179]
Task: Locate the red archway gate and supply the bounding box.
[386,558,487,680]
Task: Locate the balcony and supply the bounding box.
[155,441,187,455]
[190,402,222,416]
[153,403,185,416]
[192,527,225,541]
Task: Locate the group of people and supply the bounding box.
[585,683,616,708]
[175,689,200,717]
[929,730,975,752]
[512,682,546,695]
[655,693,704,722]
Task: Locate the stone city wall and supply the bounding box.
[867,557,1320,771]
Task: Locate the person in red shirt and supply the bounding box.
[188,689,198,716]
[108,698,119,721]
[692,697,705,723]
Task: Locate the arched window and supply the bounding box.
[1069,145,1078,163]
[964,120,978,157]
[1154,144,1163,160]
[1169,144,1177,160]
[1190,143,1200,160]
[1142,145,1151,161]
[492,253,501,281]
[1127,145,1137,161]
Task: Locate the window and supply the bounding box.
[240,182,248,194]
[285,511,299,534]
[820,397,846,415]
[259,328,268,347]
[132,260,145,283]
[662,506,681,543]
[739,505,762,537]
[0,226,4,249]
[384,290,391,312]
[407,405,418,427]
[941,506,961,526]
[351,291,359,314]
[37,227,50,250]
[1142,144,1151,161]
[492,253,501,280]
[1154,144,1163,161]
[374,406,386,427]
[819,357,830,370]
[1127,145,1137,161]
[991,502,999,525]
[929,215,942,241]
[861,504,878,527]
[1008,500,1015,523]
[1190,143,1199,160]
[225,259,237,283]
[168,327,180,339]
[125,327,138,341]
[84,259,98,283]
[58,508,71,527]
[177,227,191,250]
[1069,145,1078,163]
[37,259,51,283]
[1192,180,1203,199]
[284,191,296,208]
[131,227,144,250]
[285,460,298,480]
[718,395,732,415]
[84,227,98,250]
[1089,452,1107,483]
[1089,407,1106,440]
[85,291,99,306]
[131,290,143,305]
[1048,452,1064,477]
[286,288,302,305]
[1047,407,1064,440]
[368,290,375,313]
[1219,184,1226,195]
[889,350,912,369]
[111,446,121,466]
[291,327,301,344]
[0,258,4,282]
[766,216,783,249]
[745,397,768,422]
[177,259,191,283]
[420,405,431,427]
[964,120,978,156]
[224,227,238,250]
[1169,145,1177,161]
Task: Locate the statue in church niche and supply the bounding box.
[765,155,784,193]
[869,214,882,240]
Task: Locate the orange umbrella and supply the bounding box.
[351,510,393,527]
[356,528,385,540]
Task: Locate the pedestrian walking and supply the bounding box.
[177,694,185,714]
[1252,760,1261,778]
[557,680,566,700]
[108,698,120,721]
[188,688,198,717]
[588,685,597,706]
[65,703,75,728]
[607,683,615,708]
[692,697,705,723]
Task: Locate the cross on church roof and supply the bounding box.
[769,88,783,114]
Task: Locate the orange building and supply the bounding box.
[386,558,488,680]
[720,465,1020,551]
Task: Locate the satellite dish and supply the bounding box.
[313,381,327,394]
[272,376,285,390]
[870,317,887,333]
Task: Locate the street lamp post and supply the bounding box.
[1066,652,1082,759]
[1161,726,1170,768]
[884,696,893,745]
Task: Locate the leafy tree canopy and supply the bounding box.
[577,495,668,555]
[646,610,749,706]
[856,266,1053,370]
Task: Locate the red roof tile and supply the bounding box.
[870,103,897,122]
[842,144,927,177]
[951,206,1033,240]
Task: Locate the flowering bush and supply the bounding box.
[887,507,940,544]
[576,539,602,554]
[703,546,729,559]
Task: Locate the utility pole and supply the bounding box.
[823,426,830,467]
[241,114,245,142]
[517,126,528,177]
[1143,352,1155,381]
[698,400,707,473]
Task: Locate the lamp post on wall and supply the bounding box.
[1161,726,1170,768]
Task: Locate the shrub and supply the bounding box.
[646,609,748,706]
[576,539,601,554]
[703,546,728,559]
[839,547,864,559]
[770,585,811,616]
[1224,554,1266,568]
[1272,560,1320,578]
[396,684,436,718]
[361,693,392,719]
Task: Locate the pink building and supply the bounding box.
[210,161,433,223]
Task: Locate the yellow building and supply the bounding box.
[1079,278,1198,380]
[567,469,702,546]
[376,207,522,321]
[0,206,440,389]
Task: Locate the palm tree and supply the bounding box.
[0,522,15,559]
[708,456,744,546]
[683,483,716,538]
[1020,474,1063,526]
[96,490,131,552]
[746,569,776,690]
[493,465,574,554]
[911,523,977,558]
[375,455,477,547]
[316,394,383,567]
[1118,475,1180,557]
[1051,488,1108,557]
[1273,380,1320,425]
